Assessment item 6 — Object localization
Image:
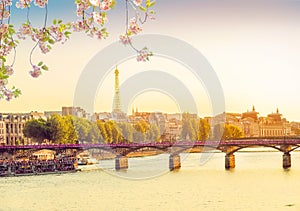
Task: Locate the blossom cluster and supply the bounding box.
[0,0,156,101]
[137,47,153,62]
[16,0,48,9]
[72,0,113,41]
[0,0,20,101]
[29,65,42,78]
[119,0,156,61]
[16,0,32,9]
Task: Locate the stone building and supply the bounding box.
[259,109,292,137]
[62,106,87,118]
[210,106,292,138]
[0,113,32,145]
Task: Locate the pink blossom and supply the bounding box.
[18,23,32,39]
[89,0,100,6]
[88,27,106,39]
[33,0,48,8]
[31,29,45,42]
[0,9,10,19]
[0,24,8,37]
[129,17,142,35]
[39,42,50,54]
[92,12,107,25]
[0,79,8,87]
[119,34,131,45]
[2,0,12,6]
[29,65,42,78]
[72,20,90,32]
[99,0,113,11]
[16,0,32,9]
[3,90,13,101]
[137,48,152,62]
[76,0,90,17]
[49,25,64,42]
[133,0,143,6]
[5,66,14,76]
[0,43,13,57]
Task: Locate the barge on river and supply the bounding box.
[0,157,77,177]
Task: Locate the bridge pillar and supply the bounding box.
[283,152,291,169]
[169,154,181,171]
[225,153,235,169]
[115,155,128,170]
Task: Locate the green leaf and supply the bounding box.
[13,89,22,97]
[48,39,55,44]
[64,31,71,39]
[146,0,156,7]
[8,28,15,35]
[58,19,62,24]
[146,0,150,6]
[38,61,43,66]
[53,19,57,25]
[111,0,116,9]
[138,5,147,12]
[41,65,49,71]
[149,1,156,7]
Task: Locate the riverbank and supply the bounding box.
[92,150,160,160]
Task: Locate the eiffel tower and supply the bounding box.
[113,66,121,112]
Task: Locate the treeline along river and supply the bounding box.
[1,150,300,210]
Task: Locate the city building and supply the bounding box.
[62,106,87,118]
[44,111,62,118]
[259,109,292,137]
[0,113,33,145]
[209,106,293,138]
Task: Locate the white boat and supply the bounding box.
[86,158,99,165]
[77,153,98,165]
[77,157,88,165]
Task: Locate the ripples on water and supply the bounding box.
[1,151,300,211]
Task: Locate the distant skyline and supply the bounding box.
[1,1,300,121]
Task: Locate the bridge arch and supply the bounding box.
[227,144,300,154]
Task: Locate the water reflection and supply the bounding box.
[0,150,300,210]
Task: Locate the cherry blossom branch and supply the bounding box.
[0,0,156,101]
[120,0,155,61]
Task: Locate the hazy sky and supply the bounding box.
[1,0,300,121]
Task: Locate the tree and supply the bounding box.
[96,120,124,143]
[147,123,160,142]
[23,118,49,143]
[0,0,156,100]
[72,117,90,143]
[87,122,103,144]
[133,120,149,142]
[47,114,77,144]
[72,116,102,144]
[118,122,134,143]
[181,112,198,141]
[97,120,109,143]
[213,123,244,140]
[198,118,210,141]
[225,124,244,139]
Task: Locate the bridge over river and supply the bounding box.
[1,137,300,170]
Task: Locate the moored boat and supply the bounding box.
[0,157,77,177]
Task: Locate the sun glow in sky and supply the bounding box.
[1,0,300,121]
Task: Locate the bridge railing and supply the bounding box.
[1,138,300,150]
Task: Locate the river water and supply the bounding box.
[1,150,300,210]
